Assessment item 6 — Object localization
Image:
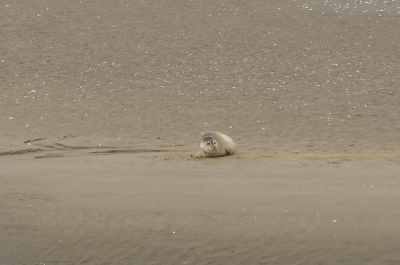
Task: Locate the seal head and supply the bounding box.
[200,136,218,156]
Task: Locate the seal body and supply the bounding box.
[196,131,235,158]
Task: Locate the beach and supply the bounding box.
[1,0,400,264]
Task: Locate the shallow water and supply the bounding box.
[1,0,399,153]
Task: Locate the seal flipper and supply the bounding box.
[225,147,234,155]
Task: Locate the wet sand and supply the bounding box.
[1,0,400,264]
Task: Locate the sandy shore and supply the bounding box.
[1,149,400,264]
[1,0,400,264]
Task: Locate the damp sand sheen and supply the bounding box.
[1,1,400,264]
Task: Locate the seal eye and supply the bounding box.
[206,143,211,145]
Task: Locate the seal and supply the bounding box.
[195,131,236,158]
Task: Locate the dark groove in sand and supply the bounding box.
[23,138,45,144]
[91,149,177,154]
[0,149,43,156]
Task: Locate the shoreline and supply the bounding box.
[2,139,400,163]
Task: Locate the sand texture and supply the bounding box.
[1,0,400,264]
